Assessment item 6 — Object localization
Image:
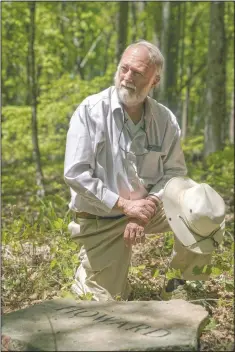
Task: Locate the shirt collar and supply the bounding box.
[110,86,155,125]
[111,86,123,113]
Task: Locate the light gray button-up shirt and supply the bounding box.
[64,86,187,217]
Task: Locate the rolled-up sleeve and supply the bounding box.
[148,113,187,199]
[64,104,119,212]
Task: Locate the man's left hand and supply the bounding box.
[124,218,146,247]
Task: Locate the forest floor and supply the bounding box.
[129,226,234,351]
[2,144,234,351]
[2,209,234,351]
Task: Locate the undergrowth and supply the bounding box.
[1,138,234,351]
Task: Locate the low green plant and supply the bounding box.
[2,197,81,308]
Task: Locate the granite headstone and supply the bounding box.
[2,298,209,351]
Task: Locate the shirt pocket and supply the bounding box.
[137,151,165,182]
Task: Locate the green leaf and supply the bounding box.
[62,267,73,278]
[204,318,217,331]
[211,266,222,277]
[50,258,57,269]
[225,281,234,292]
[70,242,78,251]
[192,265,212,276]
[53,218,63,229]
[71,253,79,265]
[152,269,159,278]
[80,292,94,301]
[166,268,182,280]
[60,290,75,299]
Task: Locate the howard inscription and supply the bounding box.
[55,305,170,338]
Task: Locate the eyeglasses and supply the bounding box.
[179,215,220,249]
[118,118,151,157]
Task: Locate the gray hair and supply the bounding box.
[121,40,164,77]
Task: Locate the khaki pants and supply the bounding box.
[69,204,212,301]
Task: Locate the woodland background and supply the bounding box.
[1,2,234,351]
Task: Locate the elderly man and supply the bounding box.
[64,40,207,301]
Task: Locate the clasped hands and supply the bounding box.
[115,196,159,247]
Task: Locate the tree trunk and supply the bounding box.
[229,91,234,144]
[159,1,170,104]
[116,1,129,64]
[60,1,66,72]
[28,2,45,197]
[185,12,199,133]
[152,2,162,101]
[179,3,186,95]
[167,3,180,115]
[131,2,137,42]
[103,32,112,73]
[159,2,180,115]
[137,2,147,39]
[181,78,190,140]
[204,2,226,157]
[75,28,85,80]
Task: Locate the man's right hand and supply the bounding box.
[115,197,157,224]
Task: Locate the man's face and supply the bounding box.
[115,46,160,107]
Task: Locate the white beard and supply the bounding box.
[114,70,152,107]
